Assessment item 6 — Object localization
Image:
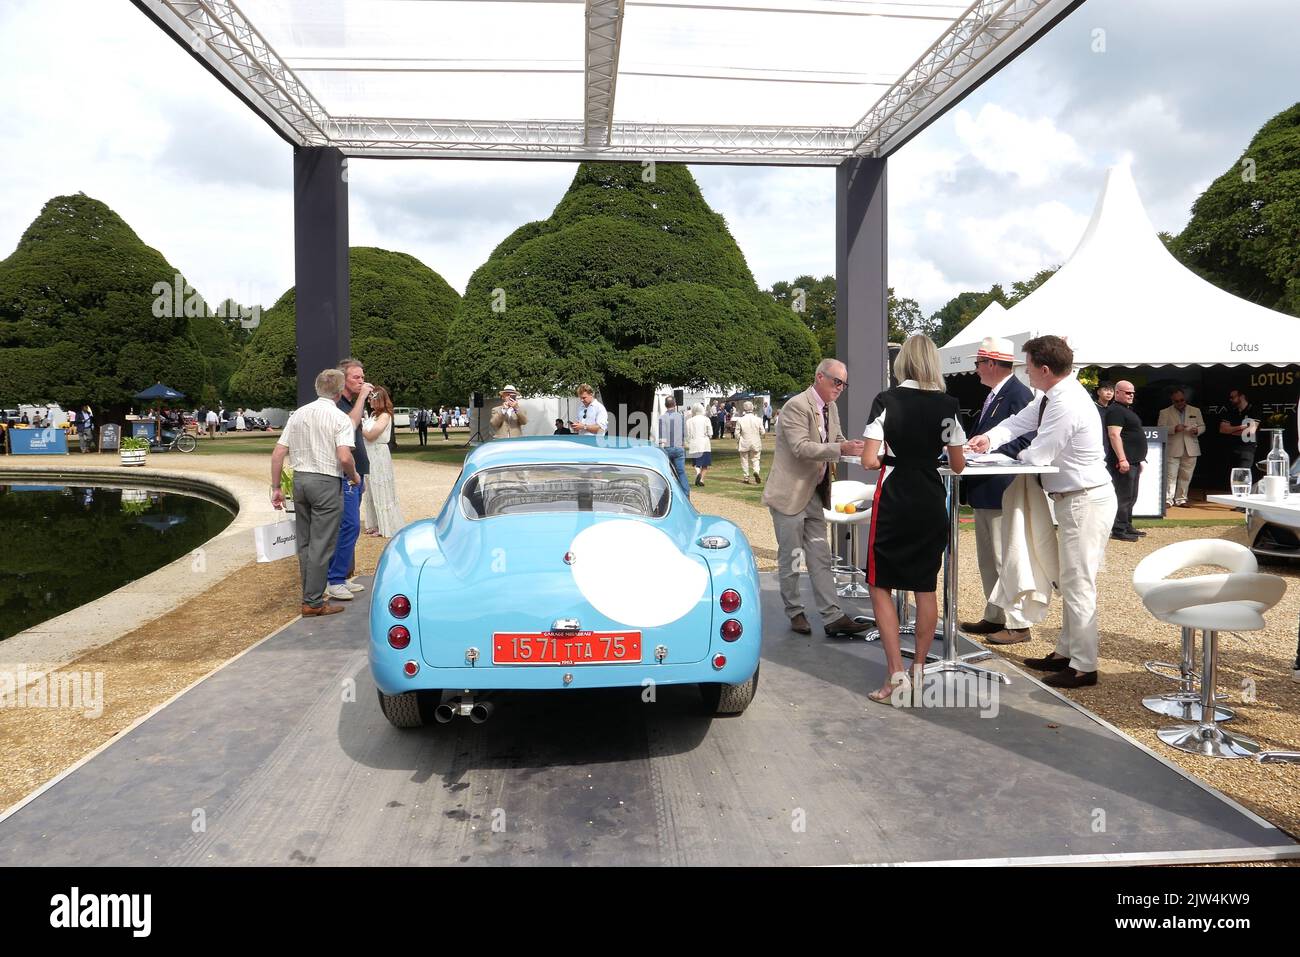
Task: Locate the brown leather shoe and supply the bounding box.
[823,615,871,637]
[1043,669,1098,688]
[960,619,1003,635]
[1024,652,1071,672]
[986,628,1031,645]
[302,602,345,617]
[790,613,812,634]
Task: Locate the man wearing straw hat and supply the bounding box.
[960,336,1036,644]
[490,385,528,439]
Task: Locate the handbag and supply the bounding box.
[253,519,298,563]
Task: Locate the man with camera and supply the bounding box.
[490,385,529,438]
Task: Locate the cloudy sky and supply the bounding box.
[1,0,1297,319]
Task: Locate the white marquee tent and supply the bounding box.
[939,163,1300,375]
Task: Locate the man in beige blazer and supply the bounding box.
[490,385,528,439]
[1157,389,1202,506]
[763,359,870,636]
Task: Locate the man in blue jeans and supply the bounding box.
[658,396,689,498]
[326,358,373,601]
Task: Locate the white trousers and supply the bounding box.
[739,448,761,478]
[973,508,1031,629]
[1165,454,1198,503]
[1053,484,1117,673]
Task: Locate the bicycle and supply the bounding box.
[157,427,197,453]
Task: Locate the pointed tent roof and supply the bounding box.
[939,164,1300,373]
[937,300,1010,374]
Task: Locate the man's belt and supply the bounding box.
[1047,484,1109,501]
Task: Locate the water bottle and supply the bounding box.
[1264,429,1290,499]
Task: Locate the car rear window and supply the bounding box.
[461,465,672,519]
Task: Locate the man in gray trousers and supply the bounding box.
[762,359,871,637]
[271,368,361,616]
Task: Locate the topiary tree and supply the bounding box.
[0,193,209,414]
[228,247,461,409]
[441,162,818,429]
[1174,102,1300,316]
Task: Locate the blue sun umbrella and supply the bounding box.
[133,383,186,402]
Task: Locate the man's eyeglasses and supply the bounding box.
[1116,389,1134,395]
[820,373,847,389]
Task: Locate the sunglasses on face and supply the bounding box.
[820,373,847,389]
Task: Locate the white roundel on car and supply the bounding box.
[569,520,708,627]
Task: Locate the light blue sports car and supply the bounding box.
[369,435,762,727]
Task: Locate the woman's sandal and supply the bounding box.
[868,671,911,706]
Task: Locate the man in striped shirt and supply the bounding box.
[657,396,689,497]
[271,368,361,617]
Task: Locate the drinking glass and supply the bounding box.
[1230,468,1252,498]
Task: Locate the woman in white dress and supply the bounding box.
[362,387,405,538]
[685,402,713,487]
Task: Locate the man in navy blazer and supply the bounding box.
[961,337,1037,644]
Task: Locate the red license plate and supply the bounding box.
[492,631,642,665]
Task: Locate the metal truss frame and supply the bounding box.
[134,0,1083,164]
[584,0,626,147]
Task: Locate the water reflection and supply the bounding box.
[0,484,234,641]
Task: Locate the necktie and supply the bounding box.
[1034,396,1049,488]
[819,403,831,507]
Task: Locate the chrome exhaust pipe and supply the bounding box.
[469,701,495,724]
[434,703,456,724]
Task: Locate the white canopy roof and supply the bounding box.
[133,0,1082,164]
[939,163,1300,373]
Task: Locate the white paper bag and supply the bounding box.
[253,519,298,563]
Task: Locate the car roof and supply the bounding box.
[463,435,670,476]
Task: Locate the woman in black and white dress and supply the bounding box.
[861,335,965,705]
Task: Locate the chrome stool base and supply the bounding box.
[1258,751,1300,765]
[1158,724,1260,759]
[1142,695,1234,722]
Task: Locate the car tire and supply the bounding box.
[376,688,440,728]
[699,662,760,716]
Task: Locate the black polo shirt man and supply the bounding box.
[1220,389,1257,470]
[1105,381,1147,540]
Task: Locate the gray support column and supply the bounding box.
[835,155,888,518]
[293,146,350,406]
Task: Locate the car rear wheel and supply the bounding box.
[376,688,441,728]
[699,662,760,716]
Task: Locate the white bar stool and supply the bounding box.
[1133,541,1259,722]
[823,480,874,599]
[1142,572,1287,758]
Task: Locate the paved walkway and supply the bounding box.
[1,575,1292,866]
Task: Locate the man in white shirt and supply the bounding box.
[204,407,218,439]
[967,335,1117,688]
[1156,389,1203,507]
[270,368,361,617]
[570,384,609,436]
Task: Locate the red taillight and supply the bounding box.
[388,625,411,649]
[712,654,727,670]
[719,589,741,613]
[720,619,743,642]
[403,660,419,677]
[389,595,411,618]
